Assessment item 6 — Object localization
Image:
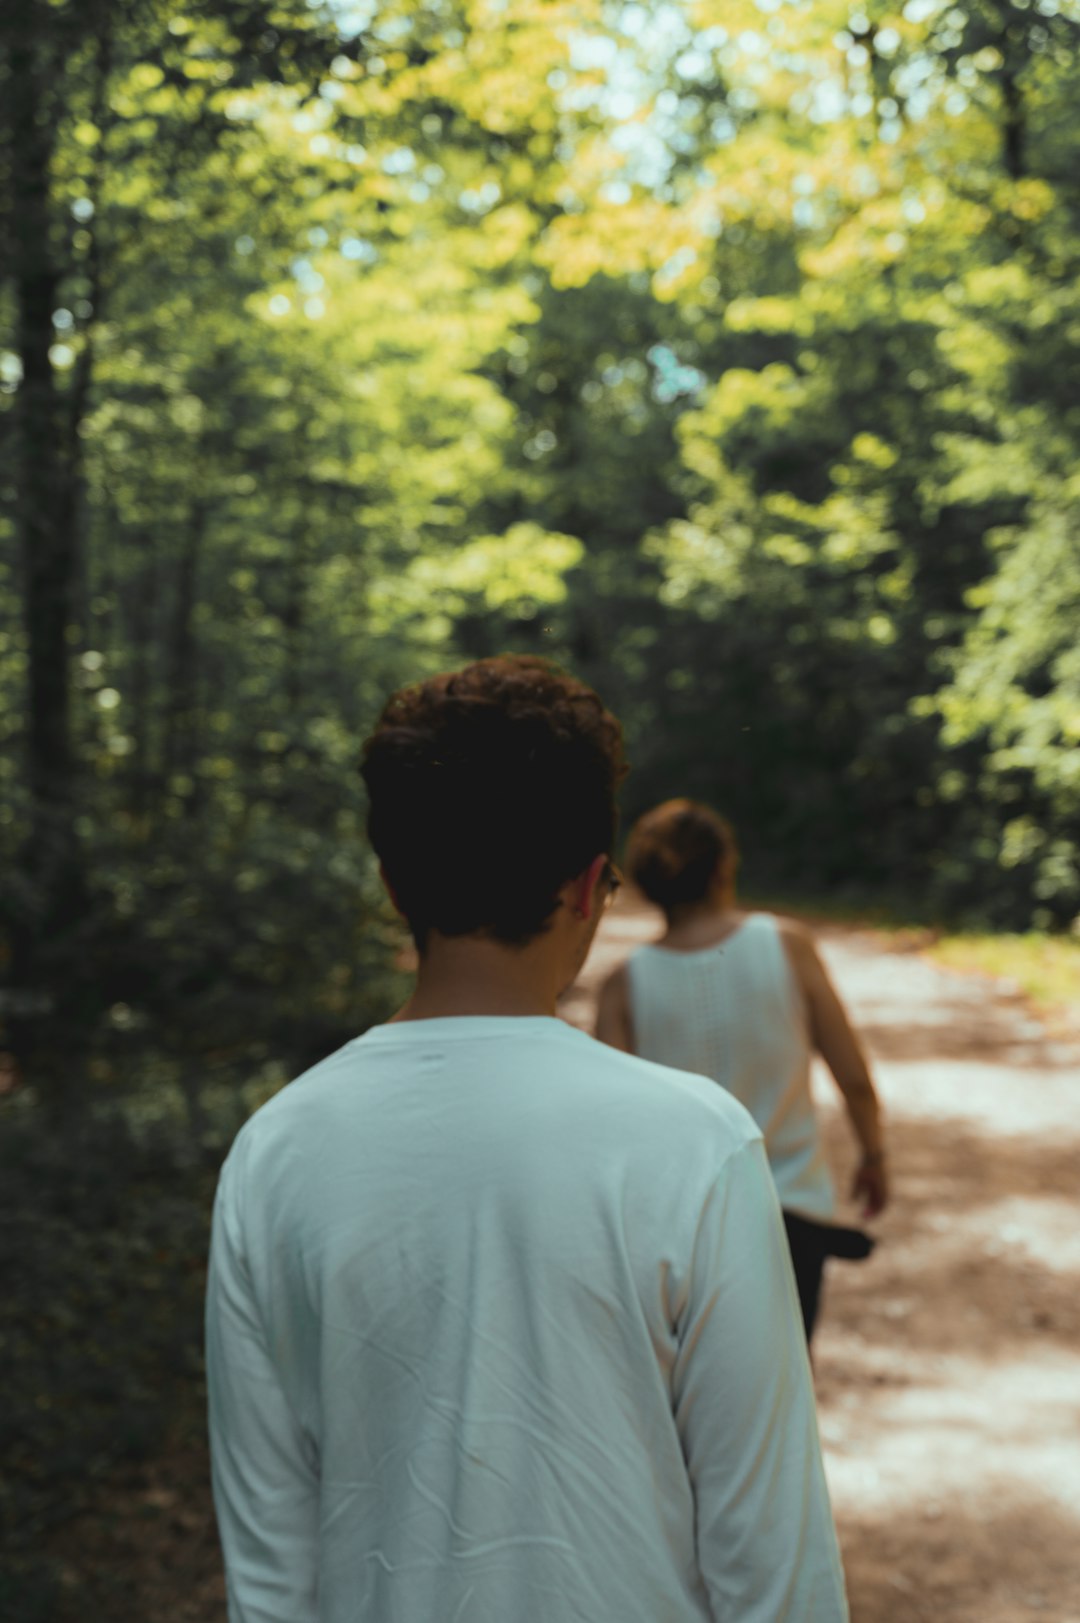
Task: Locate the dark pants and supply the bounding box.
[782,1211,827,1343]
[782,1209,876,1344]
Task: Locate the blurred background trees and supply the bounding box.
[2,0,1079,1101]
[2,4,1079,1607]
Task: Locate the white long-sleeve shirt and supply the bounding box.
[206,1015,848,1623]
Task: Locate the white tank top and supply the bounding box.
[625,914,835,1220]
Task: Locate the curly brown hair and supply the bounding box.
[360,656,628,948]
[625,799,737,912]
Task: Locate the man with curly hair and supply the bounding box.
[206,656,848,1623]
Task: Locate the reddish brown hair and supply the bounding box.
[625,799,736,911]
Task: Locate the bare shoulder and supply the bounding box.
[597,959,630,1006]
[595,958,635,1050]
[773,913,816,956]
[772,915,829,994]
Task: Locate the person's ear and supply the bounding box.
[572,853,608,921]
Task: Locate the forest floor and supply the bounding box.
[41,897,1080,1623]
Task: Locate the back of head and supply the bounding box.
[626,799,736,912]
[360,656,627,948]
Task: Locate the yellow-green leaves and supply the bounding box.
[369,525,585,639]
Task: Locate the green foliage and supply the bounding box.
[571,0,1080,924]
[2,0,1079,1082]
[936,492,1080,918]
[927,925,1080,1021]
[0,1101,216,1612]
[0,0,604,1085]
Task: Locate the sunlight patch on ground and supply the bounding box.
[873,1059,1080,1139]
[938,1194,1080,1277]
[813,1053,1080,1142]
[820,1348,1080,1521]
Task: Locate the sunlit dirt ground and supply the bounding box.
[50,895,1080,1621]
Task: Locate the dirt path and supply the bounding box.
[562,898,1080,1623]
[52,903,1080,1621]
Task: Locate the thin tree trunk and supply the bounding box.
[11,22,73,852]
[162,496,209,807]
[1001,64,1024,181]
[283,528,308,714]
[127,529,160,830]
[68,22,111,666]
[5,11,89,1094]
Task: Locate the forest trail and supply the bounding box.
[51,901,1080,1623]
[562,897,1080,1623]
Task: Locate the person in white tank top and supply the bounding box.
[596,799,888,1341]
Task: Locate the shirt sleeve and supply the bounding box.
[206,1145,320,1623]
[671,1136,849,1623]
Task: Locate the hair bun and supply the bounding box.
[626,799,736,912]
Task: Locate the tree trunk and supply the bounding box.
[11,22,74,853]
[67,21,110,666]
[162,496,209,807]
[283,528,308,714]
[127,529,161,830]
[4,9,89,1091]
[1001,62,1025,181]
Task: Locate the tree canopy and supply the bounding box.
[2,0,1079,1094]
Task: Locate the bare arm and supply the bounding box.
[594,963,635,1053]
[780,921,888,1216]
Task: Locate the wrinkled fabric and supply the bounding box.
[626,916,836,1221]
[206,1016,848,1623]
